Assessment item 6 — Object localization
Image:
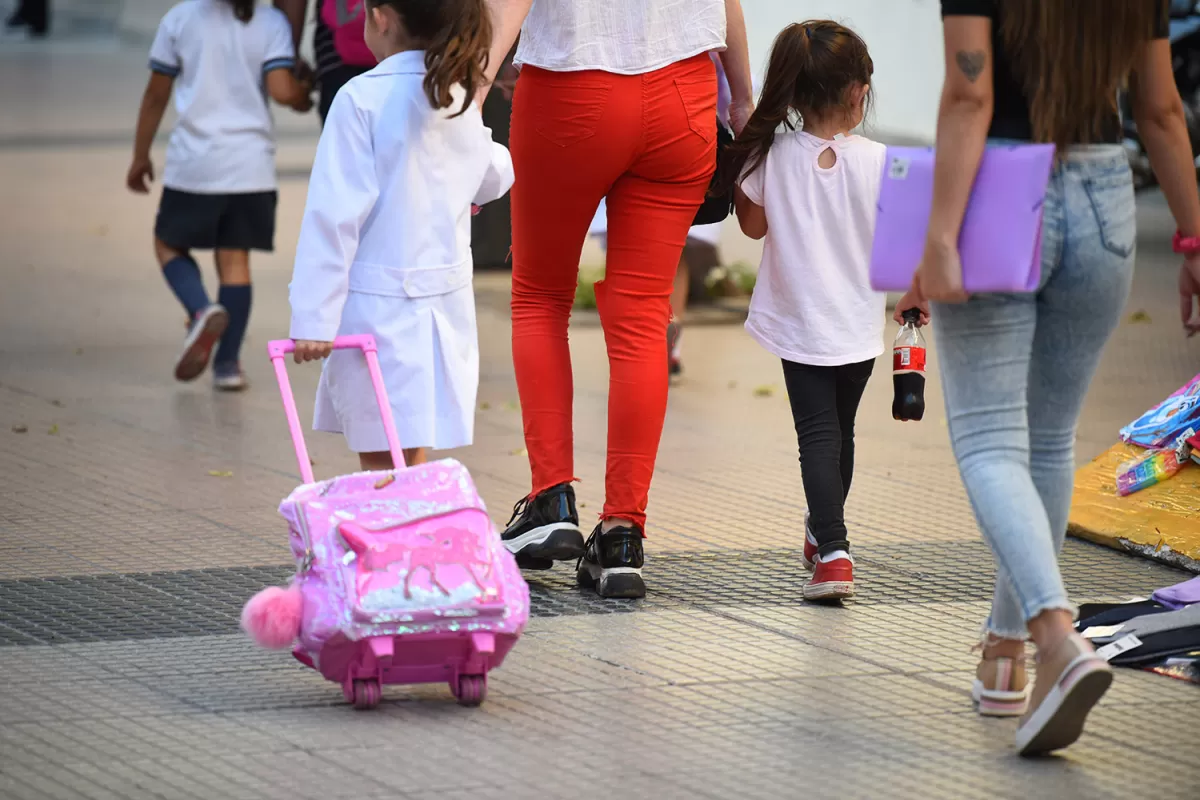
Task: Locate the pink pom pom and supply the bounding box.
[241,584,303,649]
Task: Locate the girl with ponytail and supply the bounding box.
[288,0,514,472]
[730,21,926,603]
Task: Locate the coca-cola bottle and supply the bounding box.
[892,308,926,422]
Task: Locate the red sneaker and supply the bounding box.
[803,554,855,601]
[801,512,818,571]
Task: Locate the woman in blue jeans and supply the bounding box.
[915,0,1200,756]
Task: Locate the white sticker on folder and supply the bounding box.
[1080,624,1124,639]
[889,157,910,180]
[1096,634,1142,662]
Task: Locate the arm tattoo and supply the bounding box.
[955,50,987,83]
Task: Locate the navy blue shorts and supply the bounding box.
[155,188,277,252]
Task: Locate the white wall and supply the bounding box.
[120,0,948,142]
[742,0,945,143]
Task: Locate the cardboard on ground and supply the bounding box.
[1069,442,1200,572]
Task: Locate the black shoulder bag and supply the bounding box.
[691,116,735,226]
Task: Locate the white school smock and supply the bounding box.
[738,131,887,367]
[149,0,295,194]
[288,50,514,453]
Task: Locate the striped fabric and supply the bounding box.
[313,14,343,80]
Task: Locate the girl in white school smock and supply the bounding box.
[288,0,512,470]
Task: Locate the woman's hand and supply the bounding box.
[493,62,519,101]
[1181,254,1200,336]
[729,99,754,136]
[913,239,968,304]
[893,289,931,326]
[293,340,334,363]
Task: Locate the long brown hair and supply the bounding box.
[367,0,492,116]
[720,21,873,193]
[1000,0,1161,151]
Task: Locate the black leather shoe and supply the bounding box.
[501,483,585,563]
[576,524,645,598]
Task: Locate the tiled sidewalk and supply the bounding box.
[3,46,1200,800]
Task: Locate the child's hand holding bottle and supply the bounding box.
[893,289,930,326]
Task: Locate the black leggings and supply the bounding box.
[781,358,875,556]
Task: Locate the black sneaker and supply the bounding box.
[501,483,585,565]
[576,524,645,598]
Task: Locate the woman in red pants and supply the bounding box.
[483,0,754,598]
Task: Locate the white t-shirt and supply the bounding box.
[515,0,726,74]
[149,0,295,194]
[739,131,888,367]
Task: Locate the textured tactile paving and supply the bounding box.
[0,538,1187,647]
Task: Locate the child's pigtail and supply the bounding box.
[719,21,874,196]
[718,24,811,194]
[407,0,493,116]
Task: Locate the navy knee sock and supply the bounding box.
[214,284,252,365]
[162,256,211,318]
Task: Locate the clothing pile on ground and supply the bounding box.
[1076,574,1200,684]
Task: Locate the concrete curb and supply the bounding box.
[1068,441,1200,574]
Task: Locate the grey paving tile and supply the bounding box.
[715,601,994,674]
[528,607,886,684]
[0,677,199,723]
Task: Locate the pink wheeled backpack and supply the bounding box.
[241,335,529,709]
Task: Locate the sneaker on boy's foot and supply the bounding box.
[175,305,228,382]
[501,483,585,562]
[803,551,855,601]
[801,511,818,571]
[577,523,645,598]
[213,362,248,392]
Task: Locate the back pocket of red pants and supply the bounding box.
[531,72,612,148]
[674,75,717,143]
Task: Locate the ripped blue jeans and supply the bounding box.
[932,145,1135,639]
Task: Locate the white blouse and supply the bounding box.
[514,0,726,75]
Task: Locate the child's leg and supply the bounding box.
[359,449,426,471]
[832,359,876,502]
[667,251,687,375]
[670,250,689,321]
[780,360,850,557]
[213,248,252,367]
[156,238,212,318]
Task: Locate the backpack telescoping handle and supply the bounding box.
[267,335,406,484]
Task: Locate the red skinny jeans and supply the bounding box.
[509,54,717,528]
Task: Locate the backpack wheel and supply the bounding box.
[456,674,486,707]
[352,678,381,710]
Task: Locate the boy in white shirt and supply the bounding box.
[127,0,312,390]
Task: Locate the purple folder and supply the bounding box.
[869,144,1056,293]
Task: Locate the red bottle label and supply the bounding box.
[893,346,926,373]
